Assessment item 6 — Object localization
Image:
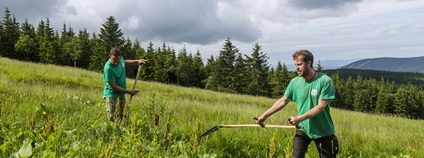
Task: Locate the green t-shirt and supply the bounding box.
[103,57,126,98]
[284,73,335,139]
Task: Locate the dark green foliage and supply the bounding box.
[88,33,106,72]
[204,55,218,91]
[152,43,169,83]
[233,52,249,94]
[164,47,178,84]
[63,36,82,67]
[140,42,156,81]
[271,62,291,98]
[125,38,145,79]
[36,19,56,64]
[324,68,424,90]
[393,86,409,117]
[315,59,324,72]
[1,7,20,59]
[205,38,239,93]
[121,37,135,78]
[176,46,194,86]
[330,73,343,109]
[76,29,92,69]
[375,78,391,113]
[192,50,206,88]
[244,43,270,97]
[99,16,124,50]
[15,19,37,61]
[56,23,72,66]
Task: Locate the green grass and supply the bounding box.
[0,57,423,157]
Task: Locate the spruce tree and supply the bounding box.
[57,23,71,66]
[204,55,218,91]
[88,33,106,72]
[271,61,291,98]
[375,77,388,113]
[1,7,20,59]
[36,18,56,64]
[176,46,194,87]
[315,60,324,72]
[232,52,248,94]
[366,78,379,112]
[353,75,367,112]
[207,38,238,93]
[77,29,92,69]
[121,37,135,78]
[330,73,343,109]
[165,47,178,84]
[152,43,169,83]
[52,31,61,65]
[129,38,146,79]
[140,42,155,81]
[344,76,355,110]
[99,16,124,51]
[393,86,408,117]
[192,50,206,88]
[245,43,270,96]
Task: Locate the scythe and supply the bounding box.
[200,117,301,140]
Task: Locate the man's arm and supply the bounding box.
[256,96,291,126]
[288,99,328,125]
[108,81,138,95]
[125,59,147,65]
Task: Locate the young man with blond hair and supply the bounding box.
[256,50,338,157]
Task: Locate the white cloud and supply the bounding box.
[122,16,142,31]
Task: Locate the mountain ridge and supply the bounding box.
[339,56,424,73]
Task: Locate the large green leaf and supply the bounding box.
[18,139,33,157]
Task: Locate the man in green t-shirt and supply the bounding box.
[256,50,338,158]
[103,48,147,122]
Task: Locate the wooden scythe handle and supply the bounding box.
[219,124,297,129]
[129,64,142,105]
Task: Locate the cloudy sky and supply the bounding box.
[2,0,424,69]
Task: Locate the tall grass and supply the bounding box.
[0,57,423,157]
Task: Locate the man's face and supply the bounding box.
[294,56,311,77]
[110,54,121,65]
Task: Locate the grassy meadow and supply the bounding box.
[0,57,423,157]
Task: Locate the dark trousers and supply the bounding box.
[292,130,339,158]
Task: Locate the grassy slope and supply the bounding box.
[1,57,423,157]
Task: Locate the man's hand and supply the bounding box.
[288,116,300,126]
[254,116,266,127]
[128,90,140,96]
[138,59,147,64]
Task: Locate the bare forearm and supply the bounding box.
[111,85,130,94]
[125,60,140,65]
[261,97,289,119]
[298,101,327,121]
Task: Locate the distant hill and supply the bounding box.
[320,59,360,70]
[340,56,424,73]
[284,59,360,70]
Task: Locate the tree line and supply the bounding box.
[1,7,423,119]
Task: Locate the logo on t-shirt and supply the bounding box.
[311,89,318,97]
